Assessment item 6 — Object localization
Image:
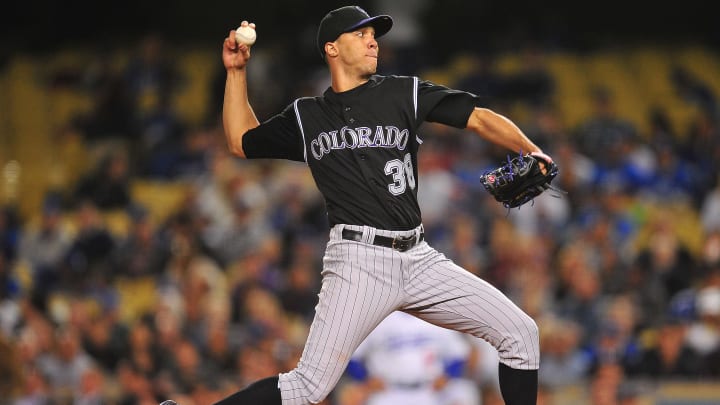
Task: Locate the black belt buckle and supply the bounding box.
[391,235,415,252]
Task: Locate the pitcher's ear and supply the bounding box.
[326,43,338,57]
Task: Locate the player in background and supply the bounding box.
[342,310,479,405]
[161,4,553,405]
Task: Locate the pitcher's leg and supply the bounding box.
[498,363,538,405]
[280,240,404,404]
[404,246,539,404]
[404,249,539,369]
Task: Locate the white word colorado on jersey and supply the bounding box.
[310,125,410,160]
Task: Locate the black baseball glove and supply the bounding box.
[480,152,560,208]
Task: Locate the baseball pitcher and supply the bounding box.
[163,5,552,405]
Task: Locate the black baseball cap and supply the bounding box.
[316,5,393,58]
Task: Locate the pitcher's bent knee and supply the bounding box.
[278,369,334,405]
[497,311,540,370]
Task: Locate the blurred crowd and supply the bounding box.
[2,21,720,405]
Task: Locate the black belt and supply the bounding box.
[341,228,424,252]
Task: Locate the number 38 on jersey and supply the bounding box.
[385,153,415,195]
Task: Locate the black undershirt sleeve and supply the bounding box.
[417,79,481,128]
[425,92,479,128]
[241,104,305,162]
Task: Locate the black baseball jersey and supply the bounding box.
[242,75,478,230]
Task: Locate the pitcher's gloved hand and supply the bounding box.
[480,152,560,209]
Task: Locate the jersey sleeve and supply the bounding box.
[241,103,305,161]
[416,79,480,128]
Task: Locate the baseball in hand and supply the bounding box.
[235,24,257,46]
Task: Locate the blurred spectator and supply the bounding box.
[159,206,218,285]
[631,218,697,326]
[75,53,133,143]
[121,33,186,177]
[699,231,720,272]
[554,242,604,346]
[18,196,72,310]
[645,106,678,153]
[417,140,461,235]
[522,104,565,154]
[36,325,95,397]
[75,365,106,405]
[278,260,320,321]
[700,179,720,233]
[454,53,504,108]
[627,316,702,378]
[206,188,274,269]
[671,65,717,113]
[143,125,219,180]
[573,86,638,163]
[681,108,720,196]
[240,287,288,344]
[0,254,20,303]
[11,366,52,405]
[436,212,487,277]
[506,188,571,239]
[123,34,182,130]
[236,341,284,389]
[499,46,555,107]
[60,201,116,293]
[228,251,283,327]
[0,204,20,264]
[639,142,703,204]
[574,205,635,296]
[589,361,625,405]
[152,301,185,383]
[585,315,641,376]
[123,317,162,383]
[201,319,238,377]
[167,338,211,395]
[135,95,187,178]
[0,283,21,336]
[268,181,328,269]
[587,293,646,372]
[538,317,592,388]
[503,235,554,319]
[178,255,228,347]
[549,139,596,213]
[81,302,129,372]
[112,205,170,278]
[445,48,555,113]
[72,150,133,210]
[190,157,276,268]
[686,285,720,375]
[116,359,158,405]
[14,307,54,367]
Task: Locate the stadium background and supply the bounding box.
[1,1,720,404]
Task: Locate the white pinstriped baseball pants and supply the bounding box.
[278,224,540,405]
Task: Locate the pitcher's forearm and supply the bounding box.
[223,69,260,158]
[467,108,542,154]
